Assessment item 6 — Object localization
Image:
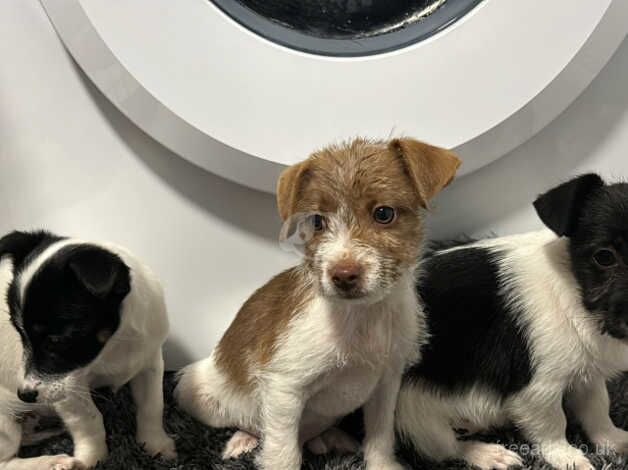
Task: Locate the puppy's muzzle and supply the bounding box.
[17,388,39,403]
[330,260,363,294]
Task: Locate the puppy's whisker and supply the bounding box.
[588,276,615,304]
[106,335,137,344]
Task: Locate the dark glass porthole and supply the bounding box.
[211,0,483,57]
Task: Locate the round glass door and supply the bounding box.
[212,0,483,56]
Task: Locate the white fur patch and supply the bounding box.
[17,239,78,305]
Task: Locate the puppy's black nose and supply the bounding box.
[331,261,362,291]
[17,388,38,403]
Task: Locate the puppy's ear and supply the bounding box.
[533,173,605,237]
[0,230,49,267]
[276,161,310,221]
[389,138,461,208]
[68,248,131,300]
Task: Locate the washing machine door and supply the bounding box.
[42,0,628,192]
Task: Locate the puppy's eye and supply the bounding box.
[97,329,112,344]
[593,249,617,267]
[373,206,395,224]
[44,335,66,351]
[312,214,325,232]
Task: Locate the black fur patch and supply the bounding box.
[405,246,534,397]
[0,230,63,272]
[533,173,604,237]
[559,181,628,339]
[2,231,131,376]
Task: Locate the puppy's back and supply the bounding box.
[408,240,534,398]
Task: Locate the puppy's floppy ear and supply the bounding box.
[68,247,131,300]
[0,230,49,267]
[533,173,605,237]
[276,161,310,221]
[389,138,461,208]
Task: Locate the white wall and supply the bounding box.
[1,1,627,368]
[428,31,628,239]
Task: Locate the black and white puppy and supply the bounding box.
[0,231,176,470]
[397,174,628,470]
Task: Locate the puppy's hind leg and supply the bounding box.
[396,384,463,461]
[175,356,257,431]
[222,430,259,459]
[175,355,261,462]
[396,385,522,470]
[0,413,84,470]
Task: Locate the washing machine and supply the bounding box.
[41,0,628,193]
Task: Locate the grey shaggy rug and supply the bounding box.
[19,373,628,469]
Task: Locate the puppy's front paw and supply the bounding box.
[138,430,177,460]
[44,454,85,470]
[543,444,594,470]
[592,427,628,454]
[461,441,523,470]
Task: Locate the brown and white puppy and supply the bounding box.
[175,138,460,470]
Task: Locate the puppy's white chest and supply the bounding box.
[306,363,382,418]
[275,290,419,419]
[302,308,395,418]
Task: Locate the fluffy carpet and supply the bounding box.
[19,373,628,469]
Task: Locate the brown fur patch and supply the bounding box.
[388,138,461,208]
[214,267,314,390]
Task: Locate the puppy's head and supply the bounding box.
[277,138,460,303]
[534,174,628,340]
[0,231,130,403]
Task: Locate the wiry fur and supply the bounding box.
[175,138,460,470]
